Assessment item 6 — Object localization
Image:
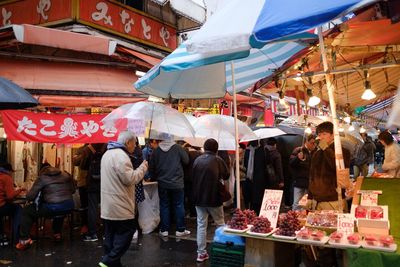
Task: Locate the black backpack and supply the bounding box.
[88,146,103,180]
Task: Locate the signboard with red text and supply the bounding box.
[1,110,119,144]
[259,189,283,228]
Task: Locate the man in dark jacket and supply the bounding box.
[353,133,375,178]
[16,165,75,250]
[81,143,107,242]
[289,134,316,210]
[264,138,284,189]
[149,134,189,237]
[308,122,350,211]
[192,138,229,263]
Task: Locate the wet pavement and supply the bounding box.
[0,217,220,267]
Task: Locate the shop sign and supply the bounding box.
[259,189,283,228]
[0,0,72,27]
[337,214,355,235]
[78,0,177,50]
[358,190,382,206]
[1,110,120,144]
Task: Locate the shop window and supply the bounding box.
[116,0,144,11]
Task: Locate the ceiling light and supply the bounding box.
[348,125,355,132]
[135,70,146,77]
[339,126,345,133]
[343,116,351,124]
[360,126,366,134]
[307,88,321,107]
[305,127,312,134]
[361,71,376,100]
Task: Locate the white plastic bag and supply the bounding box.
[137,184,160,234]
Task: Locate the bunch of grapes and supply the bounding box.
[227,209,248,230]
[276,210,301,236]
[243,209,257,225]
[250,216,272,233]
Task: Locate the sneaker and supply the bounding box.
[15,239,33,250]
[83,234,98,242]
[196,252,209,262]
[98,262,108,267]
[176,230,191,237]
[159,231,168,237]
[132,230,138,240]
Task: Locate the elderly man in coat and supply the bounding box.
[99,130,148,267]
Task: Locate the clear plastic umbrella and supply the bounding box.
[240,127,286,142]
[102,102,195,139]
[190,114,257,150]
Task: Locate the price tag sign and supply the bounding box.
[360,192,378,206]
[259,189,283,228]
[337,214,355,235]
[127,119,146,136]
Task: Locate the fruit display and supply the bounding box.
[276,211,301,236]
[310,230,326,241]
[364,234,377,246]
[379,235,394,247]
[355,206,368,219]
[243,209,257,225]
[347,233,361,245]
[297,228,311,239]
[306,211,337,228]
[250,216,273,233]
[370,207,384,219]
[227,209,248,230]
[329,231,343,243]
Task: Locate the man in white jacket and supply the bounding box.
[99,131,148,267]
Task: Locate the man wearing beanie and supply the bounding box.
[192,138,229,263]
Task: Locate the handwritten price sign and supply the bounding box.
[337,214,355,235]
[360,193,378,206]
[260,189,283,228]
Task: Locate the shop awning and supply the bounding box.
[6,24,117,56]
[117,47,162,66]
[34,95,146,108]
[150,0,206,24]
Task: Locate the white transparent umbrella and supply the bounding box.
[102,102,195,139]
[190,114,257,150]
[240,127,286,142]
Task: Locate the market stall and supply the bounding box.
[219,177,400,267]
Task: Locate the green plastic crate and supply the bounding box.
[210,242,245,267]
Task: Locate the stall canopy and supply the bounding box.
[5,24,117,56]
[0,77,38,109]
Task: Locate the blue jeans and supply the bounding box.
[158,187,185,232]
[292,187,307,211]
[196,206,224,255]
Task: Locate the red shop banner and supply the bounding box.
[1,110,119,144]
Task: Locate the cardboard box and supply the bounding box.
[351,205,390,236]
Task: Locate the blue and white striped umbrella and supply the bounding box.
[135,41,306,98]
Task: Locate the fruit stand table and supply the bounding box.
[225,177,400,267]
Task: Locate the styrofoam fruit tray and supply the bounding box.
[297,236,329,245]
[328,237,361,248]
[246,228,275,237]
[224,226,251,233]
[361,241,397,252]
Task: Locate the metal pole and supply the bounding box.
[231,61,241,210]
[318,27,344,212]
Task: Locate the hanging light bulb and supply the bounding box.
[343,116,351,124]
[361,70,376,100]
[305,127,312,134]
[360,126,366,134]
[348,125,355,132]
[2,132,6,138]
[376,128,381,134]
[338,124,345,133]
[307,88,321,107]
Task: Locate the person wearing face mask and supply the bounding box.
[289,134,316,210]
[99,130,148,267]
[307,122,350,212]
[378,130,400,178]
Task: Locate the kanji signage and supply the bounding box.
[0,0,72,27]
[1,110,119,144]
[0,0,177,51]
[78,0,177,50]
